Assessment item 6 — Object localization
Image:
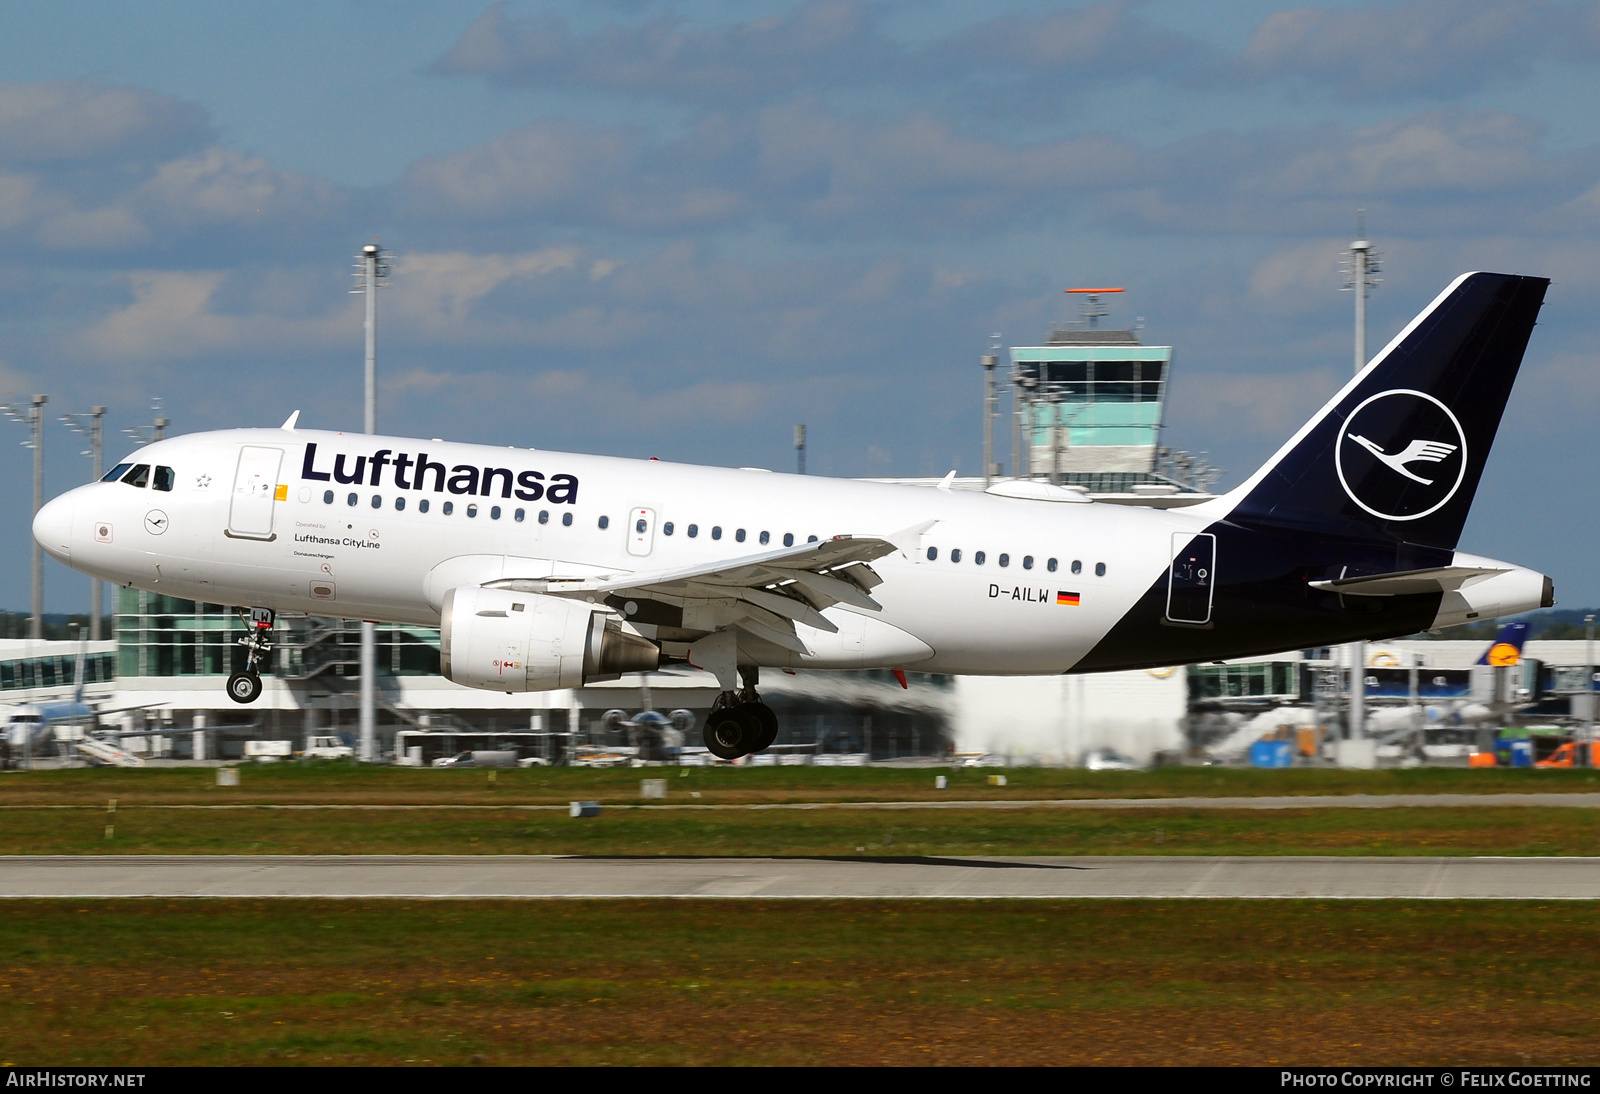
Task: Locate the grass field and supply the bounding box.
[3,803,1599,857]
[3,764,1598,856]
[1,898,1595,1066]
[3,761,1598,806]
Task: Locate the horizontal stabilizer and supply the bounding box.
[1308,565,1507,597]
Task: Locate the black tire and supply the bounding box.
[226,671,262,705]
[703,707,755,760]
[746,702,779,752]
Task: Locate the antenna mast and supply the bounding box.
[61,406,107,639]
[1341,213,1382,751]
[351,241,389,764]
[2,395,47,638]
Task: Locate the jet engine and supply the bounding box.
[439,586,658,692]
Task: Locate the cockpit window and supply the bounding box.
[103,463,133,483]
[121,464,150,488]
[152,466,175,492]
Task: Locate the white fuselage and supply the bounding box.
[36,428,1221,675]
[33,426,1549,679]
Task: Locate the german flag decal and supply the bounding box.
[1056,591,1080,606]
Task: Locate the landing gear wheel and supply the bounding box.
[704,707,756,760]
[226,671,262,705]
[746,702,779,753]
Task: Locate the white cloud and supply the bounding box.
[0,81,207,163]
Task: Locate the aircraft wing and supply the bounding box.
[491,522,930,656]
[1308,565,1507,597]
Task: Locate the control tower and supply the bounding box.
[1008,288,1217,497]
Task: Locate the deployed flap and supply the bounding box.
[1308,565,1507,597]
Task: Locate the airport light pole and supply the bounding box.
[982,341,999,487]
[1586,613,1595,763]
[4,395,48,639]
[352,242,388,764]
[61,407,106,640]
[1342,217,1381,750]
[122,398,168,447]
[794,424,806,475]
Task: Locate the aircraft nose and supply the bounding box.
[33,491,75,563]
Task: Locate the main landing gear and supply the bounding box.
[225,607,275,705]
[702,666,779,761]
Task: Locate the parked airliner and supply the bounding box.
[33,272,1553,758]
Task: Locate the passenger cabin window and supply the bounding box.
[736,529,746,542]
[712,526,722,540]
[323,490,334,504]
[539,510,549,524]
[1095,562,1106,577]
[598,515,610,530]
[490,506,502,520]
[974,551,986,565]
[122,464,150,488]
[346,492,358,506]
[395,497,406,511]
[419,499,430,514]
[927,547,938,561]
[1023,556,1034,570]
[102,463,133,483]
[1072,560,1082,575]
[514,509,524,522]
[663,522,675,536]
[759,531,770,545]
[443,501,454,516]
[999,553,1010,567]
[371,495,382,509]
[951,549,963,563]
[1047,558,1058,572]
[152,466,175,492]
[687,524,698,538]
[466,504,478,518]
[562,512,573,527]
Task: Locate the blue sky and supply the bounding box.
[2,0,1599,612]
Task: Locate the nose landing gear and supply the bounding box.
[225,607,275,705]
[701,666,779,760]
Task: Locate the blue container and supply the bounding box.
[1249,740,1293,769]
[1508,739,1534,768]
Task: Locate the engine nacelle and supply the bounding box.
[439,586,659,692]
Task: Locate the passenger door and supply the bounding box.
[228,446,284,540]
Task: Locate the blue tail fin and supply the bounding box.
[1222,272,1548,550]
[1476,621,1529,666]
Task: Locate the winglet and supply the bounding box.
[281,410,300,431]
[936,470,956,492]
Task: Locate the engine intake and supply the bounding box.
[439,586,658,692]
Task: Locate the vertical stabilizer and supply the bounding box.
[1219,272,1548,549]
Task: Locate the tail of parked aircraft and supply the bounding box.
[1476,621,1530,666]
[1218,272,1549,550]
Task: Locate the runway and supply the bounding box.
[2,855,1598,899]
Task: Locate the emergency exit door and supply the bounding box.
[627,507,657,556]
[1166,532,1216,625]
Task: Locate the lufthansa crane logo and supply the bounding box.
[1334,389,1467,522]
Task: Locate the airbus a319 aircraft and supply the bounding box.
[33,272,1554,759]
